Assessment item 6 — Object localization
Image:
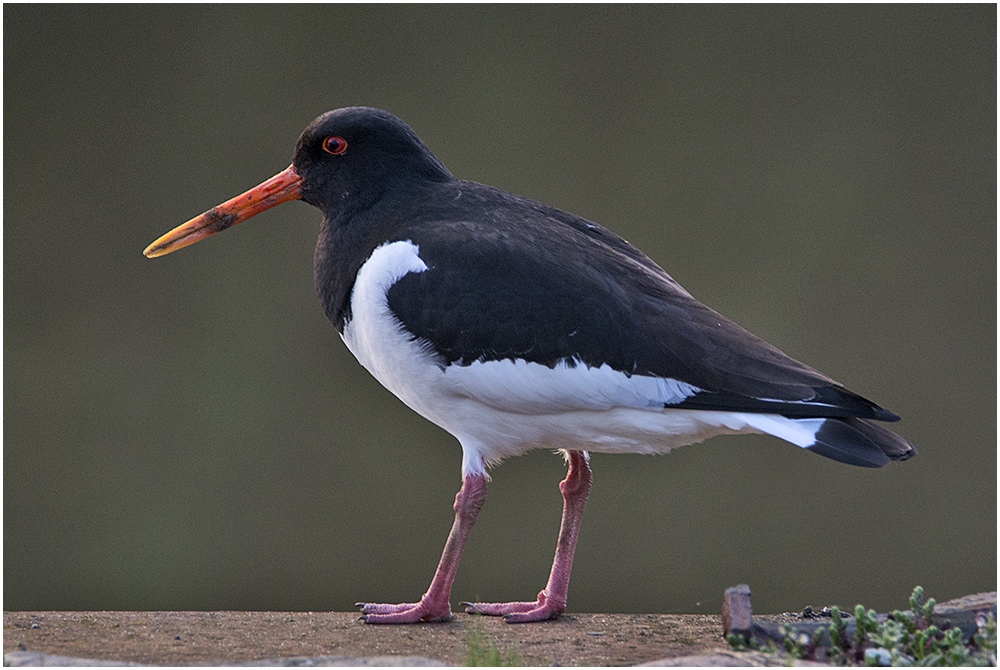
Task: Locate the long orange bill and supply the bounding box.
[143,165,304,258]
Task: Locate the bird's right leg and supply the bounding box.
[357,472,487,624]
[462,450,591,622]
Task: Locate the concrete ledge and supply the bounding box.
[3,611,729,666]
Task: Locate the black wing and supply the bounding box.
[387,182,899,423]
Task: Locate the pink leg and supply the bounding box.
[463,451,592,623]
[358,473,487,624]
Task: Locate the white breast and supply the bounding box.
[341,240,440,416]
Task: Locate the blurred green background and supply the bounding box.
[5,6,995,616]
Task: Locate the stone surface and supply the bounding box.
[3,651,448,667]
[6,591,993,666]
[722,584,753,638]
[3,611,728,666]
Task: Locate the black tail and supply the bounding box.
[805,417,916,468]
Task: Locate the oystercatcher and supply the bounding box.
[144,107,914,624]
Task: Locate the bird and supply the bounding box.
[144,106,914,624]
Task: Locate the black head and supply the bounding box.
[142,108,454,258]
[292,107,453,217]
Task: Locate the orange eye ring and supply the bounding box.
[322,136,348,155]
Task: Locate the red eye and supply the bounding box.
[322,135,348,155]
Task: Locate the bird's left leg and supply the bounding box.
[462,450,591,623]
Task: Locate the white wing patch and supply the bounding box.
[445,358,702,414]
[738,414,824,448]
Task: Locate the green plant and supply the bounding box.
[464,616,522,666]
[779,622,826,662]
[827,605,852,663]
[726,632,777,654]
[729,587,997,666]
[877,586,995,667]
